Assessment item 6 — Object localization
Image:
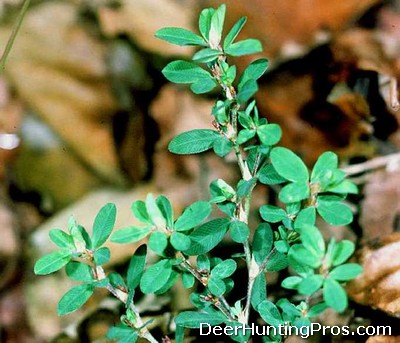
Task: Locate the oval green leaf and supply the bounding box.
[270,147,309,182]
[91,203,116,249]
[111,226,151,244]
[323,278,348,312]
[57,284,94,315]
[34,249,72,275]
[140,259,172,294]
[175,201,212,231]
[168,129,220,155]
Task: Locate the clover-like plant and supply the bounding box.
[34,4,362,342]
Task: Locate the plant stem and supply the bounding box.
[94,265,159,343]
[180,258,235,321]
[0,0,31,71]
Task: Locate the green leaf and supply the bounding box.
[65,261,93,282]
[209,4,226,47]
[310,151,338,184]
[57,284,94,315]
[156,195,174,228]
[281,276,302,290]
[182,272,195,288]
[236,177,257,197]
[168,129,220,155]
[294,207,316,229]
[170,231,191,251]
[162,60,212,84]
[197,255,210,271]
[279,181,310,203]
[127,245,147,290]
[193,48,222,63]
[184,218,229,255]
[298,275,324,295]
[109,272,127,289]
[190,77,217,94]
[208,276,226,296]
[148,231,168,256]
[277,298,301,319]
[146,193,166,228]
[260,205,286,223]
[238,58,269,90]
[175,201,212,231]
[236,79,258,103]
[266,251,288,272]
[274,240,289,253]
[299,225,325,259]
[258,163,286,185]
[213,136,233,157]
[223,16,247,49]
[107,326,138,343]
[211,259,237,279]
[252,223,273,265]
[210,178,236,200]
[270,147,309,182]
[229,220,250,243]
[49,229,75,250]
[237,129,256,144]
[92,203,116,249]
[329,263,363,281]
[307,302,328,317]
[251,273,266,310]
[111,226,151,244]
[258,300,284,327]
[331,240,355,266]
[34,249,72,275]
[198,8,214,40]
[131,200,151,224]
[70,224,91,251]
[155,27,206,46]
[155,269,179,294]
[93,247,111,265]
[289,244,321,269]
[257,124,282,146]
[225,39,262,56]
[175,311,226,328]
[140,259,172,294]
[317,196,353,226]
[323,278,348,312]
[325,179,358,194]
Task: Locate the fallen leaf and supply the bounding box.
[347,233,400,317]
[360,170,400,241]
[207,0,379,60]
[1,2,125,185]
[98,0,199,56]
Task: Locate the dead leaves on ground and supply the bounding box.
[348,233,400,317]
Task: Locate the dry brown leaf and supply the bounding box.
[1,2,125,184]
[98,0,198,56]
[360,170,400,241]
[208,0,379,60]
[347,233,400,317]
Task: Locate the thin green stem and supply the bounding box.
[93,265,159,343]
[0,0,31,71]
[180,259,235,321]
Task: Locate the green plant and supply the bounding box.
[34,4,362,342]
